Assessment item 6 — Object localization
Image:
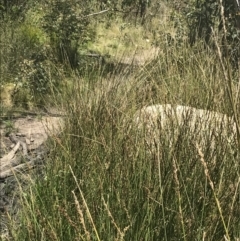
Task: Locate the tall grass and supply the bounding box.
[5,35,240,241]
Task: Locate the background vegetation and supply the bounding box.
[1,0,240,240]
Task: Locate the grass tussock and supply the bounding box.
[6,37,240,241]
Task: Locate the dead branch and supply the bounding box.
[0,142,20,165]
[0,160,35,179]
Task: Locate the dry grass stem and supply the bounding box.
[102,196,130,241]
[172,156,186,241]
[196,143,230,241]
[72,191,91,240]
[69,166,101,241]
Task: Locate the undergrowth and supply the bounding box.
[1,1,240,241]
[6,38,240,241]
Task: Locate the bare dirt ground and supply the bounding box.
[0,113,64,238]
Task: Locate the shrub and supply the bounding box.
[43,0,96,68]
